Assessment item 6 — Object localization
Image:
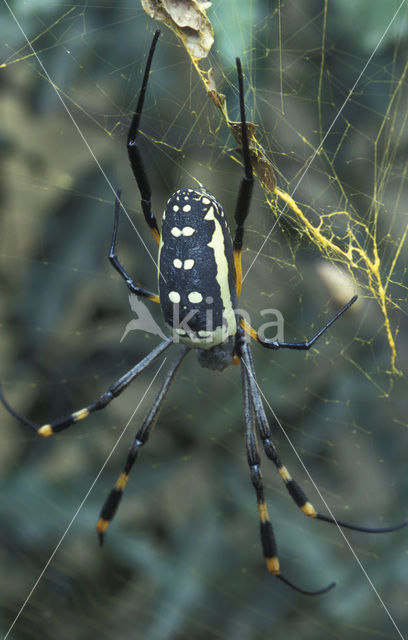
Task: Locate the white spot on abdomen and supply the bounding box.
[183,259,194,270]
[169,291,181,303]
[173,259,182,269]
[188,291,202,303]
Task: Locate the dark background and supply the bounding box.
[1,2,407,639]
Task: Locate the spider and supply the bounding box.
[1,30,406,596]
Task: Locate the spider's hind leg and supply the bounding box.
[239,338,407,535]
[240,350,335,596]
[97,345,190,544]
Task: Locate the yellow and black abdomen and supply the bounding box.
[158,188,237,351]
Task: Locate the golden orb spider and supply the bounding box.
[1,30,406,596]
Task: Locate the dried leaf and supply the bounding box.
[141,0,214,60]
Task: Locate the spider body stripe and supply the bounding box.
[234,250,243,297]
[158,188,237,353]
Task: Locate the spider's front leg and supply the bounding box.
[233,58,254,298]
[127,30,161,245]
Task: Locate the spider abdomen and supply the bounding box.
[158,188,237,349]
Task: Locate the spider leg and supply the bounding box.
[127,30,161,245]
[233,58,254,297]
[239,337,407,534]
[0,337,173,437]
[240,295,358,349]
[241,356,335,595]
[109,189,159,302]
[97,345,189,544]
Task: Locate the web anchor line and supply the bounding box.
[242,0,407,285]
[3,359,168,640]
[240,356,407,640]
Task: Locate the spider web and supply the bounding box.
[0,2,407,639]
